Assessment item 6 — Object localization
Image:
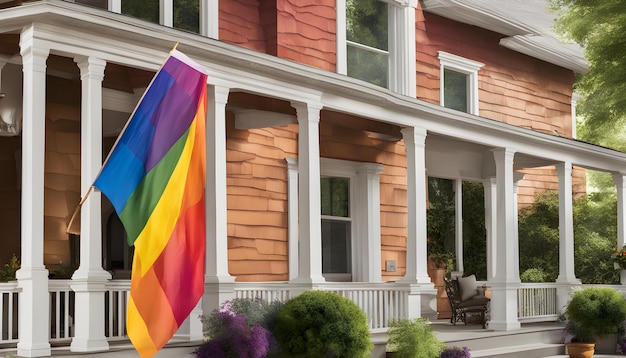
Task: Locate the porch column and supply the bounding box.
[400,127,436,319]
[489,148,521,331]
[290,101,325,286]
[70,56,111,352]
[17,27,51,357]
[483,177,497,279]
[204,84,235,313]
[355,164,383,282]
[286,158,299,280]
[613,173,626,284]
[555,162,580,283]
[513,173,525,279]
[453,179,464,277]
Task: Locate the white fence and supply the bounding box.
[48,280,74,342]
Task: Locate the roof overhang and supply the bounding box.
[421,0,588,74]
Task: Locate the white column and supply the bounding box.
[200,0,219,39]
[613,173,626,284]
[555,162,580,284]
[400,127,431,284]
[483,177,496,279]
[108,0,121,13]
[400,127,436,319]
[70,56,111,352]
[453,179,464,277]
[17,26,51,358]
[489,148,521,331]
[286,158,299,280]
[291,101,325,284]
[513,172,525,279]
[355,164,383,282]
[388,0,417,97]
[204,85,235,313]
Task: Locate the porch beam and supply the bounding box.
[291,101,325,284]
[17,26,51,358]
[489,148,521,331]
[70,55,111,353]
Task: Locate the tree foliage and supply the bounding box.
[552,0,626,148]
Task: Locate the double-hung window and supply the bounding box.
[337,0,417,95]
[438,51,484,115]
[321,177,352,281]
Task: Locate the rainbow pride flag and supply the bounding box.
[93,49,207,357]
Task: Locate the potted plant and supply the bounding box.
[612,245,626,270]
[564,287,626,358]
[386,317,445,357]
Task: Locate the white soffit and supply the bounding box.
[421,0,588,73]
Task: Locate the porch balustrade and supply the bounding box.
[0,280,592,346]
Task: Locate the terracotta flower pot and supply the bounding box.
[566,342,594,358]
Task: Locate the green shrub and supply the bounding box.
[566,287,626,342]
[520,268,548,282]
[386,317,445,358]
[273,290,373,357]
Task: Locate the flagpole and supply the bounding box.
[66,43,181,234]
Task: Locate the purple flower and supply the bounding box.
[440,346,471,358]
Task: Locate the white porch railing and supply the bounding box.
[105,280,131,340]
[1,279,571,348]
[48,280,74,343]
[517,283,559,322]
[0,281,19,345]
[234,282,408,330]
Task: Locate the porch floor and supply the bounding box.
[0,321,621,357]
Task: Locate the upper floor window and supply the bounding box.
[438,51,484,115]
[76,0,204,35]
[338,0,417,95]
[345,0,389,88]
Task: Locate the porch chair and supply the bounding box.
[444,275,490,328]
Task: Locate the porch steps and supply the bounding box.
[436,321,566,358]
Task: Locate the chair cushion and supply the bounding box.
[458,274,478,301]
[458,295,489,308]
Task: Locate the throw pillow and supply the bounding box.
[458,274,478,301]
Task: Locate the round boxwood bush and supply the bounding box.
[566,287,626,342]
[273,290,373,357]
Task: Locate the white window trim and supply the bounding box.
[108,0,219,39]
[287,157,383,282]
[438,51,484,115]
[337,0,417,96]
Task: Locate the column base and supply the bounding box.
[17,343,51,358]
[70,338,109,352]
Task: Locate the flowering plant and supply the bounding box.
[0,254,20,281]
[195,298,284,358]
[612,245,626,269]
[440,346,471,358]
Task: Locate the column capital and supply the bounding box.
[400,126,427,146]
[74,56,106,81]
[208,84,229,105]
[291,101,323,124]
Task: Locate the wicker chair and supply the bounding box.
[444,276,490,328]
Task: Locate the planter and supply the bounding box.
[595,333,618,354]
[566,342,594,358]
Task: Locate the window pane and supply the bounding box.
[322,220,352,274]
[174,0,200,33]
[443,68,469,113]
[346,0,388,51]
[321,177,350,217]
[347,45,388,88]
[122,0,159,24]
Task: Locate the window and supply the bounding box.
[337,0,417,95]
[100,0,201,34]
[345,0,389,87]
[438,51,484,115]
[287,158,383,282]
[321,177,352,279]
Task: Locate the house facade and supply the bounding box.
[0,0,625,357]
